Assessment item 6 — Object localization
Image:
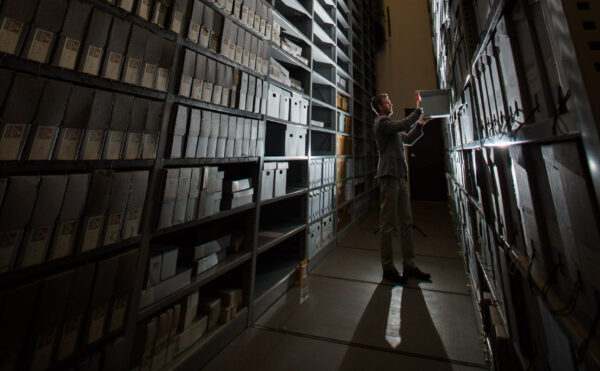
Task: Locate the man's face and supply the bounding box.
[378,97,393,115]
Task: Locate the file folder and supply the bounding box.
[79,170,113,253]
[79,9,112,76]
[103,172,132,246]
[122,25,147,85]
[186,108,201,158]
[196,110,211,158]
[141,33,163,89]
[79,90,112,160]
[170,104,189,159]
[124,98,149,160]
[102,17,131,81]
[103,93,134,160]
[122,170,149,239]
[191,52,206,100]
[142,100,163,159]
[52,0,93,70]
[173,168,192,225]
[22,0,68,63]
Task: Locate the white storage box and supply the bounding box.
[267,84,281,118]
[308,222,322,260]
[261,162,277,200]
[284,127,296,156]
[300,97,309,125]
[279,88,291,121]
[291,92,302,123]
[274,162,288,197]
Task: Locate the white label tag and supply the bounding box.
[234,1,241,18]
[104,51,123,80]
[82,45,102,75]
[29,125,57,160]
[51,220,77,259]
[212,85,223,105]
[88,305,106,344]
[27,28,53,63]
[0,17,23,54]
[109,296,127,332]
[225,0,234,13]
[179,75,192,96]
[254,15,260,32]
[123,208,141,239]
[124,132,142,159]
[119,0,134,12]
[142,133,157,159]
[141,62,156,88]
[103,212,123,245]
[138,0,152,20]
[0,230,19,273]
[82,129,103,160]
[124,57,141,84]
[57,317,81,360]
[202,82,213,102]
[188,23,200,44]
[81,216,103,252]
[156,67,169,92]
[31,328,56,371]
[0,123,26,160]
[55,128,81,160]
[260,20,266,35]
[241,6,249,24]
[243,50,250,67]
[21,226,51,267]
[235,45,243,64]
[248,11,255,28]
[221,88,230,106]
[105,130,124,159]
[58,37,80,69]
[199,27,211,48]
[266,23,272,40]
[191,78,204,100]
[171,11,183,34]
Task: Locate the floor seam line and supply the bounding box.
[250,324,488,370]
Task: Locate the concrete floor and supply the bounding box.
[204,201,488,370]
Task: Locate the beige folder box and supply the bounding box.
[187,0,204,44]
[254,0,263,33]
[151,0,171,28]
[170,105,189,159]
[142,100,164,159]
[249,35,258,70]
[247,0,256,29]
[79,9,112,76]
[122,25,147,85]
[222,66,234,106]
[259,1,267,35]
[233,0,242,18]
[52,1,92,70]
[216,113,229,157]
[249,119,258,156]
[18,175,68,268]
[254,78,263,114]
[186,108,201,158]
[207,112,220,157]
[101,17,131,81]
[79,170,113,253]
[213,62,226,105]
[197,110,211,158]
[170,0,189,34]
[0,0,37,55]
[227,24,238,61]
[173,168,192,225]
[124,98,149,159]
[266,7,273,40]
[241,0,249,25]
[235,27,245,64]
[242,118,251,156]
[108,249,139,333]
[103,172,132,246]
[79,90,112,161]
[157,37,176,92]
[122,170,149,239]
[199,6,214,49]
[21,0,68,64]
[256,120,265,156]
[192,53,207,100]
[291,92,302,123]
[261,80,268,114]
[256,41,263,74]
[234,116,244,157]
[158,168,180,230]
[221,18,233,57]
[245,74,256,112]
[141,33,163,89]
[238,72,249,110]
[53,85,94,160]
[0,69,13,107]
[85,256,119,345]
[187,167,203,221]
[242,30,251,67]
[136,0,153,20]
[202,58,216,102]
[103,93,134,160]
[225,115,237,157]
[267,83,280,118]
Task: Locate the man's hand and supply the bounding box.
[417,112,431,125]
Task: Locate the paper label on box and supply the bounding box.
[260,20,266,35]
[109,296,127,332]
[27,28,53,63]
[0,123,26,160]
[156,67,169,92]
[225,0,234,13]
[104,51,123,80]
[138,0,152,20]
[0,230,19,272]
[262,59,268,75]
[103,212,123,245]
[254,15,260,32]
[234,1,242,17]
[142,133,157,158]
[29,125,57,160]
[105,130,124,159]
[256,56,263,72]
[274,22,280,36]
[31,328,56,371]
[243,50,249,67]
[57,37,80,70]
[82,130,103,160]
[221,88,230,106]
[82,45,102,75]
[266,23,272,40]
[191,78,204,100]
[141,63,156,88]
[228,41,236,60]
[81,216,103,252]
[0,17,23,54]
[188,22,200,44]
[124,57,141,84]
[88,305,106,343]
[199,27,211,48]
[249,53,256,69]
[21,226,51,267]
[241,6,249,24]
[124,132,142,159]
[171,11,183,34]
[123,207,141,238]
[55,128,81,160]
[212,85,223,105]
[51,220,77,259]
[235,45,243,64]
[57,316,81,360]
[202,82,213,102]
[119,0,134,12]
[221,38,229,56]
[248,11,255,28]
[179,75,192,96]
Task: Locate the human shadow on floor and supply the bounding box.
[337,284,454,370]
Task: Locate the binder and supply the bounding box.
[187,0,204,44]
[173,167,192,225]
[234,116,244,157]
[103,93,134,160]
[158,168,180,230]
[25,80,71,161]
[203,58,217,102]
[0,73,44,160]
[0,0,37,55]
[267,83,280,118]
[18,175,68,268]
[192,53,207,100]
[52,0,93,69]
[179,48,196,97]
[79,90,113,160]
[225,0,234,13]
[186,167,203,221]
[79,9,112,76]
[185,108,201,158]
[123,98,148,160]
[79,170,113,253]
[235,27,245,64]
[0,176,39,272]
[230,68,240,108]
[199,6,213,49]
[103,172,132,246]
[21,0,68,64]
[123,25,147,85]
[122,170,149,239]
[108,249,139,333]
[225,115,236,157]
[141,100,163,159]
[136,0,153,21]
[56,263,95,361]
[157,37,176,92]
[207,112,220,157]
[85,256,119,345]
[196,110,211,158]
[101,17,131,81]
[216,113,228,157]
[222,66,233,107]
[170,105,189,159]
[261,80,268,114]
[141,33,163,89]
[213,62,225,105]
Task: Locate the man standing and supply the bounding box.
[371,93,431,284]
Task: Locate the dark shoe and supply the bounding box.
[383,269,407,284]
[404,266,431,281]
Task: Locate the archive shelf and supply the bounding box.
[260,187,308,206]
[172,95,264,119]
[163,157,260,166]
[0,159,154,174]
[257,222,306,254]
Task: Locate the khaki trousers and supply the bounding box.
[379,176,416,271]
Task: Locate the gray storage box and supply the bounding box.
[418,89,450,118]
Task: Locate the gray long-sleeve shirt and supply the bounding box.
[374,110,424,179]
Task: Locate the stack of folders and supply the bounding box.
[268,57,291,87]
[178,235,231,276]
[0,72,162,161]
[0,170,148,273]
[222,178,253,209]
[308,186,333,223]
[157,166,227,230]
[168,105,266,159]
[281,37,307,65]
[208,287,243,324]
[0,1,176,90]
[0,250,139,370]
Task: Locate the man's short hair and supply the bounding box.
[371,93,388,114]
